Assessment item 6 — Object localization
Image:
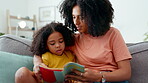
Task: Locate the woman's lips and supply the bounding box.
[77,26,81,30]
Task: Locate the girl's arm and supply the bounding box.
[33,55,45,82]
[33,55,47,71]
[33,55,43,67]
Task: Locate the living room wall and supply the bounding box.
[0,0,28,33]
[0,0,148,43]
[110,0,148,43]
[27,0,62,29]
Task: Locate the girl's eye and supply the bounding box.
[50,43,55,45]
[59,40,64,43]
[59,38,64,43]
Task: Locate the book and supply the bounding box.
[39,62,85,83]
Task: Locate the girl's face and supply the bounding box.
[72,5,88,33]
[47,32,65,56]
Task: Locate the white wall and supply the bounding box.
[27,0,63,28]
[0,0,28,33]
[24,0,148,43]
[0,0,148,43]
[110,0,148,43]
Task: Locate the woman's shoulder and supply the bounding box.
[106,27,121,35]
[109,27,120,32]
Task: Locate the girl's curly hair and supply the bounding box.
[30,22,75,56]
[59,0,114,37]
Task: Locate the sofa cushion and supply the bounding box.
[0,34,33,56]
[128,41,148,83]
[0,51,33,83]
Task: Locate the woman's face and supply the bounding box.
[72,5,88,33]
[47,32,65,56]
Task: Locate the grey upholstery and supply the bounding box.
[0,34,33,56]
[0,34,148,83]
[128,42,148,83]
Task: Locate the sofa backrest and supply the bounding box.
[1,34,148,83]
[0,34,33,56]
[128,41,148,83]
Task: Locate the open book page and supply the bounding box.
[63,62,85,75]
[39,62,85,82]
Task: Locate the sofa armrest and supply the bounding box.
[0,34,33,56]
[128,41,148,83]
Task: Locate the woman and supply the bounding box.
[34,0,132,83]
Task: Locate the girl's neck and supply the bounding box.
[50,52,64,56]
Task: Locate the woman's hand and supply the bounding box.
[65,68,102,82]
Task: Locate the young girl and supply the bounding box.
[15,22,75,83]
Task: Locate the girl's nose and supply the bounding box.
[55,43,60,48]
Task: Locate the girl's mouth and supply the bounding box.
[56,49,62,53]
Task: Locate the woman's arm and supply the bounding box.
[103,59,131,82]
[66,59,131,82]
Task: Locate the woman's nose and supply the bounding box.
[75,18,80,25]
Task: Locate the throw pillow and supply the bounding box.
[0,51,33,83]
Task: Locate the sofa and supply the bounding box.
[0,34,33,83]
[0,34,148,83]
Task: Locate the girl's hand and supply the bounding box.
[65,68,102,82]
[33,63,47,83]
